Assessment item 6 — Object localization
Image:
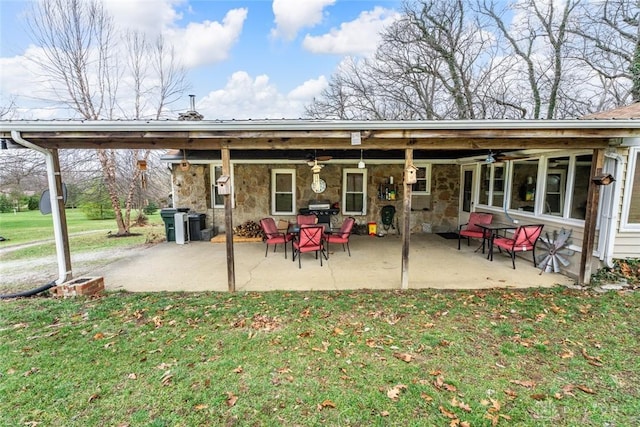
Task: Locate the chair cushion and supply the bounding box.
[459,230,485,239]
[326,235,348,244]
[464,212,493,232]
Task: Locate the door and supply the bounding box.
[459,165,476,226]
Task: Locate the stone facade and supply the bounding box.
[171,162,460,234]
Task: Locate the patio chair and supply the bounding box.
[325,217,355,258]
[259,217,293,259]
[458,212,493,252]
[297,214,318,225]
[492,224,544,269]
[292,225,325,268]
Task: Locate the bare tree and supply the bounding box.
[568,0,639,107]
[306,0,495,120]
[26,0,189,235]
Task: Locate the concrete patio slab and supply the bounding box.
[90,233,575,292]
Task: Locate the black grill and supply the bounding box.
[298,208,339,225]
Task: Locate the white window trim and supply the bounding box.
[411,163,432,195]
[620,147,640,231]
[210,163,235,209]
[271,168,296,216]
[342,168,367,216]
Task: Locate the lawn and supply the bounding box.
[0,210,164,261]
[1,288,638,426]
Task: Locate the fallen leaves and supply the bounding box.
[509,379,536,388]
[318,399,336,409]
[581,348,604,367]
[392,352,413,363]
[226,392,238,407]
[386,384,407,401]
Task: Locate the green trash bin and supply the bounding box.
[160,208,189,242]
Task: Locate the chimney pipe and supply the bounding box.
[189,94,196,111]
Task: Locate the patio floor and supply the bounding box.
[90,233,576,292]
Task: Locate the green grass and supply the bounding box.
[0,209,163,246]
[0,210,164,260]
[1,288,638,426]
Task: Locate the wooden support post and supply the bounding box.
[222,147,235,292]
[579,149,604,285]
[51,149,73,282]
[401,148,413,290]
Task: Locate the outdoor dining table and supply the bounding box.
[475,222,518,261]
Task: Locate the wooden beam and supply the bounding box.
[222,147,236,292]
[401,148,413,290]
[579,149,605,285]
[11,136,614,151]
[52,149,73,282]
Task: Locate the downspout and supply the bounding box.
[603,152,624,268]
[11,130,71,285]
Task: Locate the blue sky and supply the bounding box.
[0,0,402,119]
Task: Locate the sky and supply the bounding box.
[0,0,402,120]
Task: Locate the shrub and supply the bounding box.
[143,201,158,215]
[81,203,116,220]
[0,194,12,213]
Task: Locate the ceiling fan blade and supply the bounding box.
[315,155,332,162]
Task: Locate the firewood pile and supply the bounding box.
[233,220,264,238]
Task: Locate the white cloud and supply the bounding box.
[102,0,247,69]
[103,0,185,36]
[166,8,248,68]
[271,0,336,41]
[197,71,327,119]
[303,6,400,56]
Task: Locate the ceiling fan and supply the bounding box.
[486,151,526,163]
[305,152,332,166]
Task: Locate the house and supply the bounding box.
[2,104,640,288]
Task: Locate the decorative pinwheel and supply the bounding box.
[538,229,574,274]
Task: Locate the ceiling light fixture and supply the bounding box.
[358,149,366,169]
[485,151,496,164]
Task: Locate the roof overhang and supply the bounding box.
[1,119,638,150]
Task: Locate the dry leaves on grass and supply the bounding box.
[393,352,413,363]
[318,399,336,410]
[387,384,408,401]
[509,379,536,388]
[581,348,604,367]
[226,392,238,407]
[482,398,511,426]
[433,375,457,392]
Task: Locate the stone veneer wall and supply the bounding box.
[171,162,460,234]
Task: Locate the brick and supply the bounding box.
[53,277,104,298]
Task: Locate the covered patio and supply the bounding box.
[90,233,573,292]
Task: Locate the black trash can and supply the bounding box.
[160,208,189,242]
[188,213,206,241]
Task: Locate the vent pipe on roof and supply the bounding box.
[178,94,204,121]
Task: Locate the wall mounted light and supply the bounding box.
[592,173,615,186]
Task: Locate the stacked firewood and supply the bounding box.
[233,220,264,238]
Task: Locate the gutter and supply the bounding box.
[603,151,624,268]
[10,130,71,285]
[1,118,640,133]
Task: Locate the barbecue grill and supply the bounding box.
[299,200,339,225]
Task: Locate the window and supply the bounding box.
[622,148,640,229]
[509,159,539,212]
[569,154,591,220]
[343,168,367,215]
[411,164,431,195]
[479,163,505,207]
[544,157,569,216]
[271,169,296,215]
[211,165,224,207]
[210,164,234,208]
